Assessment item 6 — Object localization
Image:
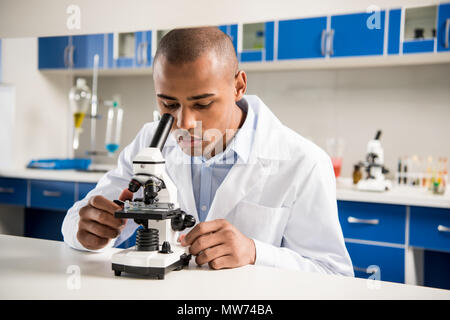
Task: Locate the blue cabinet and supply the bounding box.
[239,22,275,62]
[30,180,75,211]
[72,34,105,69]
[38,34,105,69]
[409,206,450,252]
[388,9,401,55]
[278,17,328,60]
[38,36,70,69]
[437,3,450,52]
[107,31,152,69]
[337,201,406,244]
[346,242,405,283]
[0,178,27,206]
[77,182,97,201]
[330,11,386,57]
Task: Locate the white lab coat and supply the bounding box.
[62,95,354,277]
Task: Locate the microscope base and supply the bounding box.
[111,246,192,279]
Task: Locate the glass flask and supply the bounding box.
[69,78,92,150]
[105,95,123,155]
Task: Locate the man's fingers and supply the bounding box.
[79,219,121,239]
[208,255,235,270]
[89,195,121,214]
[80,205,125,230]
[189,231,225,256]
[119,189,133,202]
[77,229,109,251]
[195,244,231,266]
[182,219,227,246]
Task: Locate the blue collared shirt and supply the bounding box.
[191,99,256,222]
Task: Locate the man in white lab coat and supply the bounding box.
[62,27,353,276]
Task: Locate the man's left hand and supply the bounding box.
[180,219,256,270]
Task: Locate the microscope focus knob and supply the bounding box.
[183,215,196,228]
[171,212,196,231]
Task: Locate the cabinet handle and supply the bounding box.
[64,45,70,68]
[0,187,14,194]
[347,216,379,225]
[328,29,335,56]
[321,29,327,56]
[142,42,148,65]
[68,45,75,68]
[438,225,450,233]
[43,190,62,197]
[445,19,450,49]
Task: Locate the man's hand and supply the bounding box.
[180,219,256,270]
[77,189,133,250]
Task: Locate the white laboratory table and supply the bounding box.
[0,235,449,300]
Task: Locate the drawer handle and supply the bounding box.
[437,225,450,233]
[347,216,379,225]
[0,187,15,194]
[43,190,62,197]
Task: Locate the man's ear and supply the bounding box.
[234,70,247,101]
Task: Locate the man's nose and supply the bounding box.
[176,107,197,131]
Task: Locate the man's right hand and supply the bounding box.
[77,190,132,250]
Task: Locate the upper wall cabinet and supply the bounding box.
[107,31,152,69]
[330,11,386,57]
[38,34,105,69]
[437,3,450,52]
[239,22,275,62]
[38,2,450,72]
[278,17,327,60]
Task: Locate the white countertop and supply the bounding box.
[1,168,450,209]
[336,178,450,209]
[0,235,448,300]
[0,168,105,183]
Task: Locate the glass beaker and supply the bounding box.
[326,137,345,178]
[105,95,123,155]
[69,78,92,150]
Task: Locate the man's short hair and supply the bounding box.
[153,26,238,79]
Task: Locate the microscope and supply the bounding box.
[111,113,196,279]
[356,130,392,192]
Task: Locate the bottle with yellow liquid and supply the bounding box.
[69,78,92,150]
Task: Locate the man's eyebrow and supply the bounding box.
[157,94,177,101]
[187,93,215,101]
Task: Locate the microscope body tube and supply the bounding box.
[149,113,174,150]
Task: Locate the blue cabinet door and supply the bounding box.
[240,22,275,63]
[388,9,401,55]
[30,180,75,211]
[331,11,386,57]
[135,31,152,67]
[107,31,152,69]
[337,201,406,244]
[0,178,27,206]
[77,182,97,201]
[278,17,328,60]
[346,242,405,283]
[38,36,70,69]
[72,34,105,69]
[437,3,450,52]
[409,206,450,252]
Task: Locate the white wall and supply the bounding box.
[2,38,73,169]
